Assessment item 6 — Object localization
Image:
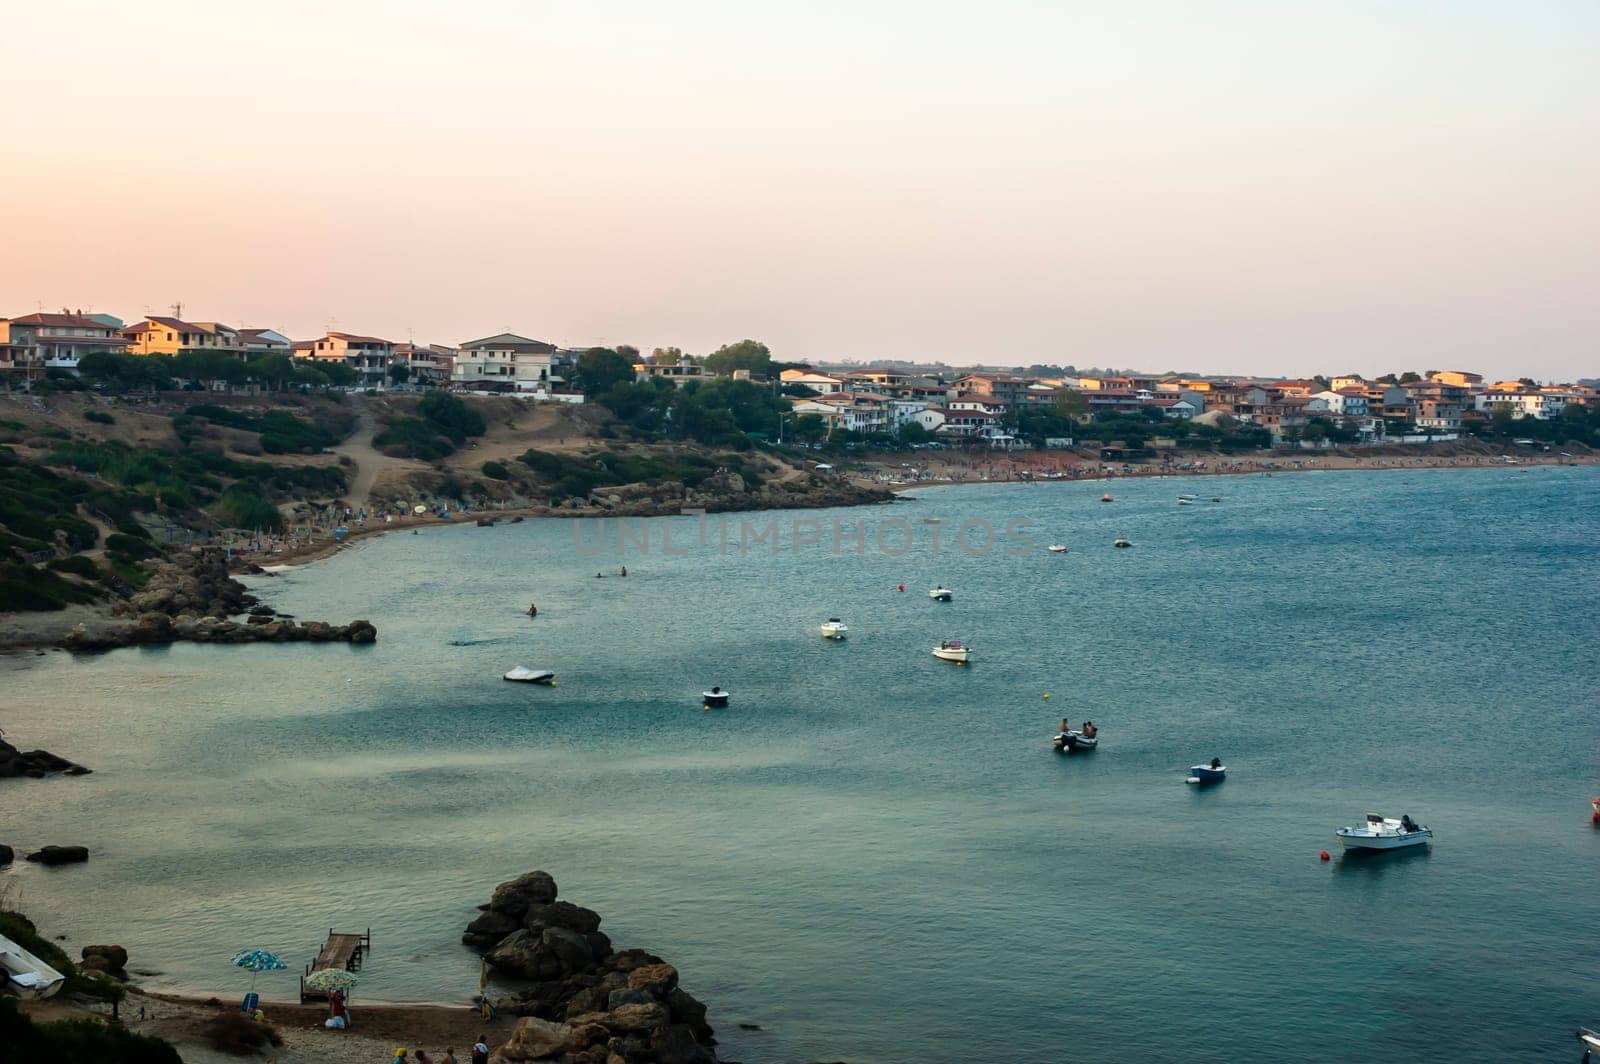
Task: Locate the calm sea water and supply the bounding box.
[4,467,1599,1063]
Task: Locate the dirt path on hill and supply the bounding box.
[329,398,421,508]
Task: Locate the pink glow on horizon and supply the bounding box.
[1,1,1596,378]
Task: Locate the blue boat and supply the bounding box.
[1186,759,1226,784]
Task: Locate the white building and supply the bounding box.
[779,369,845,394]
[455,333,557,392]
[1313,389,1370,417]
[1480,390,1569,420]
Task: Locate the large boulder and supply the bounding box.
[489,871,559,918]
[605,949,664,974]
[81,945,129,971]
[606,988,654,1009]
[602,1002,670,1033]
[495,1016,573,1061]
[346,620,377,644]
[0,845,12,866]
[626,963,678,997]
[26,845,88,865]
[585,931,613,964]
[487,929,562,982]
[464,909,522,949]
[541,926,596,975]
[524,900,601,935]
[665,987,712,1041]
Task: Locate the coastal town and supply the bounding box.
[2,308,1596,452]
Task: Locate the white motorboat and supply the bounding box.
[1113,538,1132,548]
[932,639,969,664]
[503,666,556,684]
[929,586,953,601]
[1186,759,1226,784]
[1052,729,1098,753]
[1047,544,1068,553]
[820,618,848,639]
[1579,1028,1600,1054]
[1335,814,1432,852]
[1177,494,1198,501]
[702,686,730,708]
[0,932,66,1000]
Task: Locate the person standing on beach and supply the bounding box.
[441,1051,458,1064]
[472,1036,490,1064]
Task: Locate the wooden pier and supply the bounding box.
[299,927,371,1001]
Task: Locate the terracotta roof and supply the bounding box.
[327,331,391,345]
[7,312,111,328]
[146,315,207,333]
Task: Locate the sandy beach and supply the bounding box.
[26,989,518,1064]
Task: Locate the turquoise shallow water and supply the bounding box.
[3,466,1599,1062]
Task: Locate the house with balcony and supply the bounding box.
[121,316,247,359]
[297,331,394,387]
[948,395,1007,416]
[455,333,557,392]
[1147,397,1198,419]
[1312,389,1370,417]
[1,312,129,375]
[954,374,1037,407]
[393,343,454,386]
[1480,390,1567,420]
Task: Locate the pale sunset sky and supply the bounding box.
[2,1,1596,378]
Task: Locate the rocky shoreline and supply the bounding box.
[467,870,719,1064]
[48,547,375,653]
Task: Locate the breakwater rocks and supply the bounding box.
[466,870,718,1064]
[0,736,90,779]
[60,547,375,652]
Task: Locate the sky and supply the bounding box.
[2,1,1597,379]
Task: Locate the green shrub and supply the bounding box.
[47,554,102,578]
[482,460,509,480]
[212,486,283,531]
[84,409,116,425]
[106,533,159,559]
[199,1010,284,1055]
[375,416,454,460]
[419,391,486,442]
[0,562,102,611]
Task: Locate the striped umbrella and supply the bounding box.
[230,948,287,992]
[303,968,358,994]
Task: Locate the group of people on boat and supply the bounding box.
[1058,718,1096,738]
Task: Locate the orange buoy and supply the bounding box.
[1319,850,1330,861]
[897,584,905,592]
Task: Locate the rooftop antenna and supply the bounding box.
[170,301,184,320]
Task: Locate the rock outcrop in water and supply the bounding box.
[466,870,717,1064]
[0,736,90,779]
[56,547,375,652]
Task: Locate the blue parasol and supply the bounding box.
[231,948,287,992]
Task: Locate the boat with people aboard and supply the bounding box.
[702,686,729,708]
[932,639,969,664]
[1052,720,1098,753]
[1186,758,1226,784]
[820,618,848,639]
[0,933,66,1000]
[929,586,953,601]
[1101,493,1114,502]
[503,666,555,685]
[1335,814,1432,852]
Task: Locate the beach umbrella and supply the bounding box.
[230,948,287,992]
[304,968,358,994]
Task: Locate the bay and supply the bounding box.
[3,465,1598,1062]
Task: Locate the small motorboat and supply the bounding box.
[1186,759,1226,784]
[503,666,556,685]
[1578,1028,1600,1054]
[1177,494,1198,501]
[1101,493,1114,502]
[0,933,66,1000]
[929,586,953,601]
[932,639,969,664]
[820,618,848,639]
[1052,729,1098,753]
[1113,538,1131,548]
[1177,499,1190,506]
[702,686,730,708]
[1047,544,1068,553]
[1335,814,1432,852]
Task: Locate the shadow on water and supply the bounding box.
[1332,844,1433,876]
